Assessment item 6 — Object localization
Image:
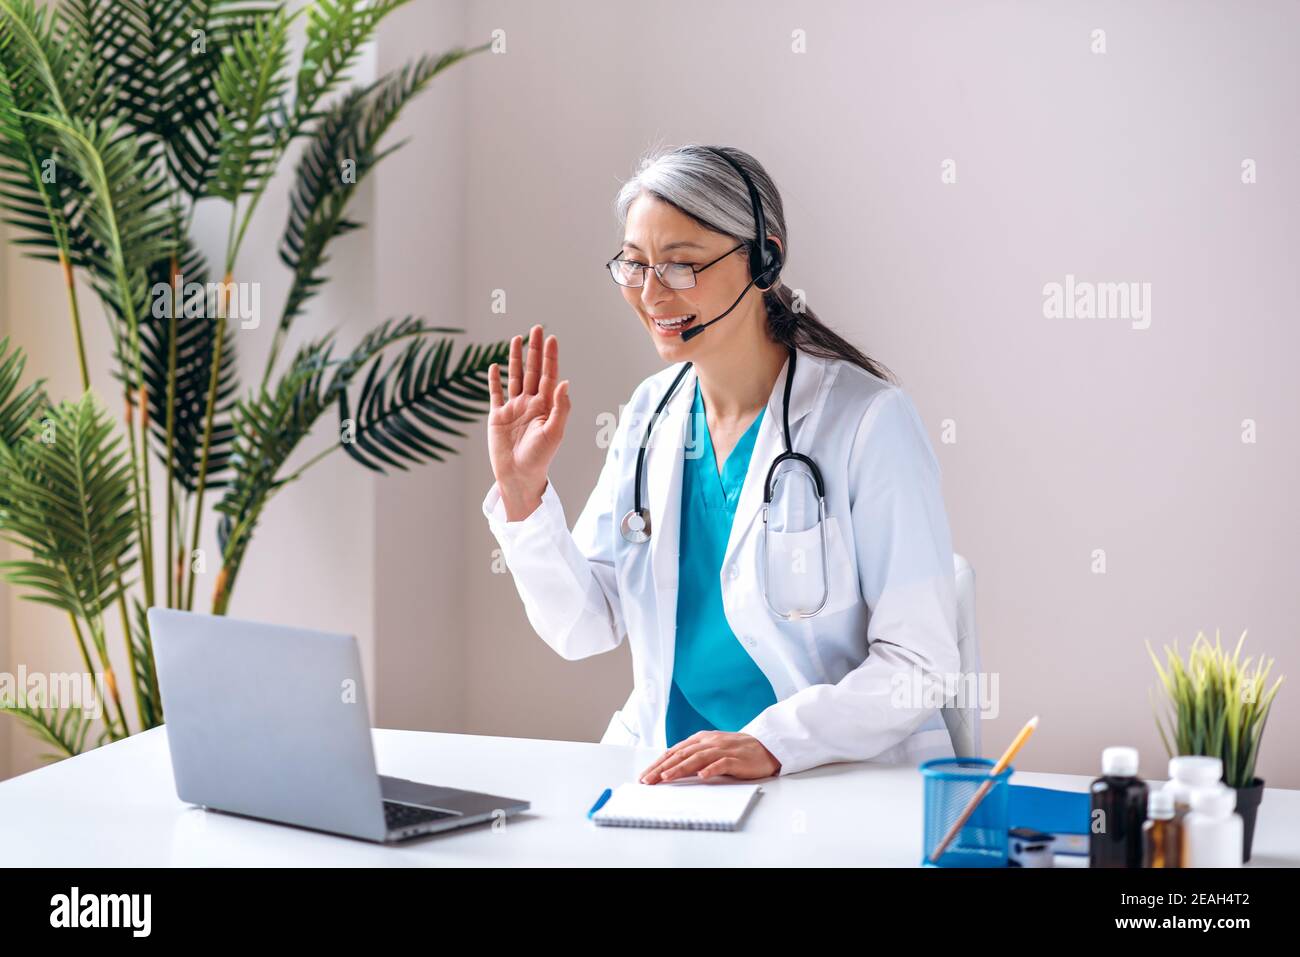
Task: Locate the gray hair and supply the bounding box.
[614,144,785,258]
[612,144,893,383]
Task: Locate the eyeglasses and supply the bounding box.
[605,242,745,290]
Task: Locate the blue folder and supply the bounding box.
[1009,784,1091,856]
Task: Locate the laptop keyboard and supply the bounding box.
[383,800,457,831]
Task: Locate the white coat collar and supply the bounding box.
[647,344,826,453]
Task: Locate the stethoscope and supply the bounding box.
[619,346,831,620]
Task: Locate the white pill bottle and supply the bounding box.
[1183,784,1243,868]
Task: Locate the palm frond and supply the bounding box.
[0,392,138,625]
[274,47,484,359]
[294,0,410,125]
[214,336,335,569]
[0,3,100,266]
[212,321,479,608]
[0,69,65,261]
[0,334,46,444]
[139,240,240,491]
[275,83,366,337]
[325,316,453,396]
[51,0,122,121]
[131,596,162,728]
[0,0,80,119]
[338,334,508,473]
[209,3,295,202]
[102,0,279,199]
[16,109,172,388]
[220,318,447,542]
[0,697,94,760]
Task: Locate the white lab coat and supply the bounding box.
[481,346,960,775]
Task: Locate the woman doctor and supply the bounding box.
[483,145,960,783]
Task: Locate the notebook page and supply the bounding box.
[592,782,762,829]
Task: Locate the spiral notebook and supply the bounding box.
[588,782,763,831]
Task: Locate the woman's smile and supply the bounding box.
[648,313,698,336]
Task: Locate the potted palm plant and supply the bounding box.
[1148,630,1284,862]
[0,0,505,759]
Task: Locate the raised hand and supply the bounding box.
[487,325,571,521]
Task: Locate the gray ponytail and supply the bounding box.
[614,143,893,383]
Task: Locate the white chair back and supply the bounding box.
[942,553,983,759]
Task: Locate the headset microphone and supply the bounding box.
[679,273,765,342]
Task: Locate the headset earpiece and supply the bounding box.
[756,237,783,290]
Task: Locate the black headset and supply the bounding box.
[702,146,784,291]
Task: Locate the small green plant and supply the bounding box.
[1147,630,1284,788]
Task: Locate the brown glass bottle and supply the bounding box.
[1143,789,1182,867]
[1090,746,1148,868]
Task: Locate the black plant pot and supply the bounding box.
[1233,778,1264,863]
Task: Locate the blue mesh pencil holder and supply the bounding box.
[920,757,1013,867]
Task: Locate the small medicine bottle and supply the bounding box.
[1184,784,1243,868]
[1143,788,1181,867]
[1164,755,1223,863]
[1164,756,1223,817]
[1090,746,1148,868]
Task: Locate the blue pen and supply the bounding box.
[587,787,613,819]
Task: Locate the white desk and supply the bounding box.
[1,726,1297,867]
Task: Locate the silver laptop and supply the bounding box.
[148,608,530,843]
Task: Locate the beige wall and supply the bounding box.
[2,0,1296,789]
[371,0,471,734]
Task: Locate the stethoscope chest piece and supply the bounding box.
[621,360,694,546]
[620,508,652,544]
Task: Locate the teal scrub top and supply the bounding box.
[666,378,778,746]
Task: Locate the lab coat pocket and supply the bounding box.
[761,516,858,618]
